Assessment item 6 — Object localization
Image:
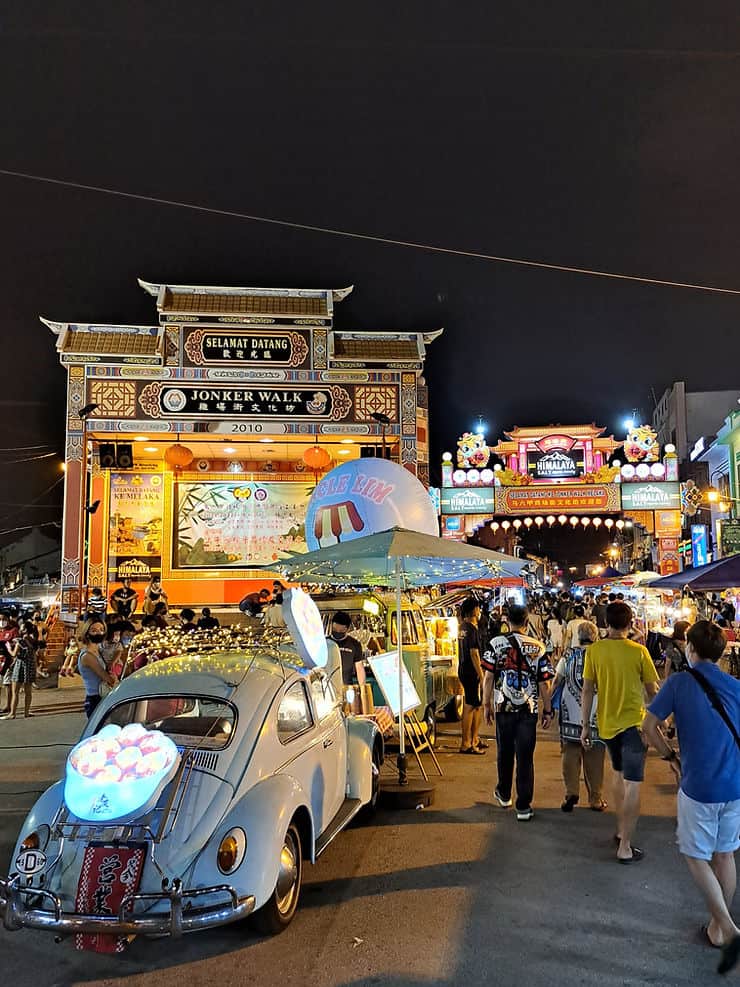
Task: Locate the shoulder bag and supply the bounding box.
[687,668,740,752]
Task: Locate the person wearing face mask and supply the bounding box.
[644,620,740,973]
[78,620,116,718]
[330,611,366,713]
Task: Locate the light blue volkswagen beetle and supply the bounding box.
[0,625,383,943]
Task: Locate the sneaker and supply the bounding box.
[561,795,579,813]
[516,808,534,821]
[494,788,513,808]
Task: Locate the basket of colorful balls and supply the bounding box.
[64,723,181,824]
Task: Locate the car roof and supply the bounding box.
[105,650,297,706]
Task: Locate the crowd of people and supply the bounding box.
[0,607,51,719]
[456,589,740,975]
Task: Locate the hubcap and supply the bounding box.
[275,835,299,913]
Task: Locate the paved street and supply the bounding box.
[0,706,728,986]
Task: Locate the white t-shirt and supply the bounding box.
[564,618,585,651]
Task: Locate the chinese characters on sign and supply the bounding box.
[138,382,354,422]
[183,329,311,368]
[494,484,620,516]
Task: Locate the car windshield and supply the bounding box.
[99,695,236,750]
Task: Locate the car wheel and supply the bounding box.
[423,707,437,748]
[252,822,303,935]
[444,695,464,722]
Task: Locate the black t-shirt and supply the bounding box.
[111,587,137,617]
[592,603,608,629]
[331,633,364,685]
[198,616,220,630]
[458,620,480,682]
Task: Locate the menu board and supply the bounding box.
[175,480,309,568]
[367,651,421,717]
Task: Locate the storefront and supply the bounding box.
[48,280,440,618]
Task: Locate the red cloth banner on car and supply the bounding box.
[74,844,145,953]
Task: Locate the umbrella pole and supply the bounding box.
[396,557,407,785]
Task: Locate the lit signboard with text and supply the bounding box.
[441,487,496,515]
[620,482,680,512]
[495,484,620,516]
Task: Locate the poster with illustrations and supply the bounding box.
[175,481,310,568]
[107,473,163,581]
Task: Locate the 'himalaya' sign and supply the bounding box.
[441,486,496,515]
[527,449,584,480]
[620,482,680,511]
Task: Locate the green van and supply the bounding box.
[313,592,462,747]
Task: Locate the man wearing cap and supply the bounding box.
[330,611,366,713]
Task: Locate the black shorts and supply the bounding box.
[460,676,482,709]
[604,726,647,782]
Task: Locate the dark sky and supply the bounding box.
[2,3,740,546]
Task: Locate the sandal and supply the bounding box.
[718,935,740,975]
[474,739,489,750]
[617,846,644,864]
[700,924,722,949]
[458,746,486,755]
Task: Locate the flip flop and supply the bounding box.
[700,924,721,949]
[474,739,489,750]
[617,846,644,864]
[718,935,740,975]
[458,746,486,755]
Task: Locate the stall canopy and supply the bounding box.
[649,557,731,591]
[680,554,740,592]
[279,528,526,586]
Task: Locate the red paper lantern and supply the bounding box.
[164,443,194,470]
[303,445,331,470]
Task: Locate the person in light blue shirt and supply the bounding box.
[644,620,740,975]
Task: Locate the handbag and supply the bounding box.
[687,667,740,752]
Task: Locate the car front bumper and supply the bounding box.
[0,875,255,938]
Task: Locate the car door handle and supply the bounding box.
[323,738,334,749]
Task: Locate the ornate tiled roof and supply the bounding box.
[332,336,421,361]
[162,289,329,317]
[62,329,160,356]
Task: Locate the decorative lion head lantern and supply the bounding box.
[623,424,659,464]
[456,431,490,469]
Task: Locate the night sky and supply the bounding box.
[2,4,740,561]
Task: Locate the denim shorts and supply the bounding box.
[604,726,647,782]
[677,789,740,860]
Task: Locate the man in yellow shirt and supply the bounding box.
[581,602,659,864]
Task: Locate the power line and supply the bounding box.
[0,476,64,524]
[0,444,55,452]
[2,167,740,296]
[0,452,59,465]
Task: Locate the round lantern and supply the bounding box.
[303,445,331,471]
[592,517,602,528]
[491,522,500,532]
[604,519,614,529]
[570,516,579,527]
[513,519,522,529]
[523,517,533,528]
[501,520,511,530]
[558,514,568,525]
[581,517,591,527]
[546,515,556,526]
[534,516,544,527]
[164,442,194,470]
[616,519,625,530]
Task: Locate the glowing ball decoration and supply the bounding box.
[64,724,181,824]
[305,458,439,550]
[281,588,328,669]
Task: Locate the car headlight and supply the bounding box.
[217,827,247,875]
[21,825,50,852]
